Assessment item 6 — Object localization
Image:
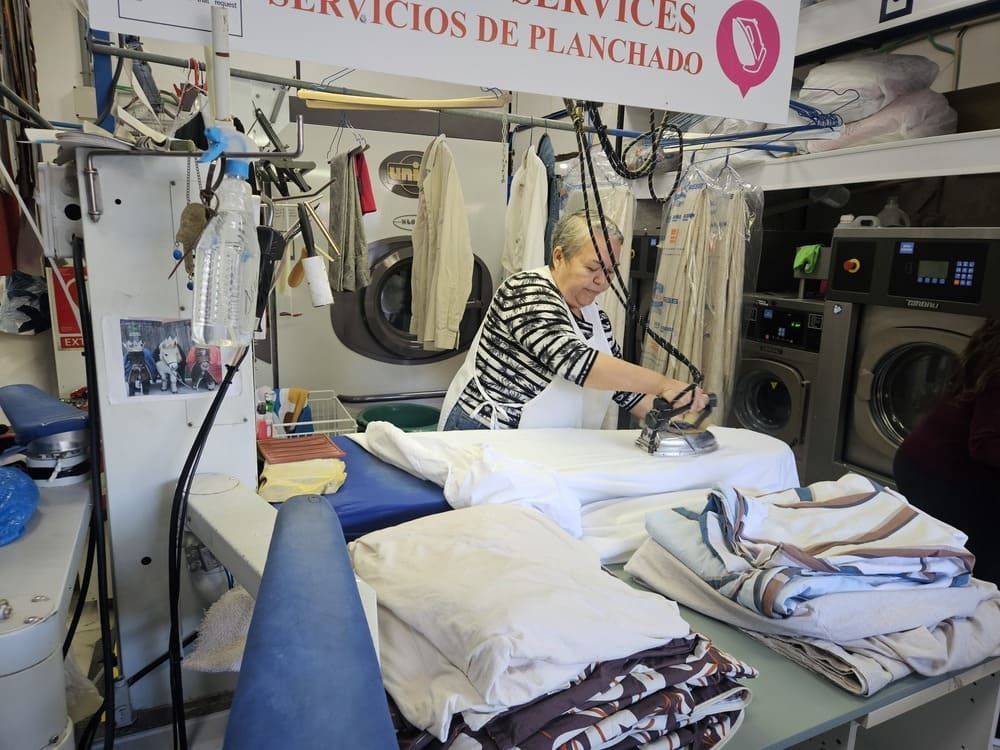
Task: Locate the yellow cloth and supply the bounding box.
[286,387,310,425]
[258,458,346,503]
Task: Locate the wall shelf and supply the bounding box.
[740,128,1000,190]
[632,129,1000,197]
[796,0,997,56]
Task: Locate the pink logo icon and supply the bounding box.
[716,1,781,97]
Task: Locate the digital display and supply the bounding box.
[918,260,949,280]
[746,305,822,352]
[899,241,915,255]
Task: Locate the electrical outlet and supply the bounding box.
[880,0,914,23]
[73,85,98,120]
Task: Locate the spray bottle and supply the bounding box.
[190,127,260,347]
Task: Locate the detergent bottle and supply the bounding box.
[191,127,260,347]
[877,196,911,227]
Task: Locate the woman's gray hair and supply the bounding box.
[549,210,624,266]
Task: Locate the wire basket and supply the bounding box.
[271,389,357,437]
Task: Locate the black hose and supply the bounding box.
[63,527,97,659]
[564,100,704,410]
[94,36,126,127]
[128,632,198,687]
[167,348,249,750]
[72,236,117,750]
[78,702,105,749]
[0,79,52,128]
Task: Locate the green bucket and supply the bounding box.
[356,403,441,433]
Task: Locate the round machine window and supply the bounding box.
[378,259,414,333]
[871,344,957,445]
[737,370,792,432]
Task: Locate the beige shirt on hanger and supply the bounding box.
[410,135,474,351]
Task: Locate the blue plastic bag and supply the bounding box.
[0,467,39,546]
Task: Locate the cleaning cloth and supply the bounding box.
[794,244,822,274]
[183,586,254,672]
[258,458,346,502]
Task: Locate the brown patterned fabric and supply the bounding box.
[407,633,756,750]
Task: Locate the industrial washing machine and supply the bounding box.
[807,227,1000,485]
[729,294,825,481]
[270,126,505,399]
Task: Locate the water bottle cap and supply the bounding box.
[224,160,250,180]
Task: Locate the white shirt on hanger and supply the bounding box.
[501,144,548,278]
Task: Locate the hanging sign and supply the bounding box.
[88,0,798,121]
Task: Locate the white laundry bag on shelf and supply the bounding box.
[798,53,940,123]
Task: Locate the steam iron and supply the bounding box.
[636,394,718,457]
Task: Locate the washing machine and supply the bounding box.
[269,126,505,402]
[807,227,1000,485]
[729,294,825,480]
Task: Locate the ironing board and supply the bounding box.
[324,435,450,540]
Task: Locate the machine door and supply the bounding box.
[848,326,967,474]
[331,237,493,364]
[732,358,808,447]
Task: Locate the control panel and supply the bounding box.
[888,239,988,304]
[744,298,823,352]
[828,227,1000,316]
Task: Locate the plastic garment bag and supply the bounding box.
[701,166,760,417]
[642,163,761,420]
[642,165,715,383]
[0,467,38,546]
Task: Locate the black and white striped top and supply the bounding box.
[456,270,644,428]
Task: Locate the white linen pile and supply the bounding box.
[349,503,756,747]
[352,423,798,537]
[797,53,957,152]
[625,473,1000,695]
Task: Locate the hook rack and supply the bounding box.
[83,115,306,222]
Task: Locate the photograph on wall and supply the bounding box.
[110,317,235,402]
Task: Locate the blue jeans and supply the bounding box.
[441,403,490,431]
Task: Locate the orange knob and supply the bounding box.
[842,258,861,273]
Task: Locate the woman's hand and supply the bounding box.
[659,379,710,414]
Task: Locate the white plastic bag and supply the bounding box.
[807,88,957,153]
[799,53,939,123]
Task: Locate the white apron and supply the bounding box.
[438,267,615,430]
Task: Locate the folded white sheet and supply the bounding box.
[349,504,691,739]
[580,489,711,564]
[353,424,798,536]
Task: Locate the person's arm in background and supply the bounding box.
[969,378,1000,468]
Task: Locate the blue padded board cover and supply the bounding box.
[224,496,396,750]
[326,436,449,540]
[0,384,88,444]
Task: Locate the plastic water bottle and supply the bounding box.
[877,196,911,227]
[191,134,260,347]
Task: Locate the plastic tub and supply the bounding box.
[356,403,440,433]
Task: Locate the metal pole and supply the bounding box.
[84,40,629,137]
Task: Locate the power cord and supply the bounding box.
[167,346,248,750]
[564,99,704,411]
[72,235,118,750]
[166,225,286,750]
[63,527,97,659]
